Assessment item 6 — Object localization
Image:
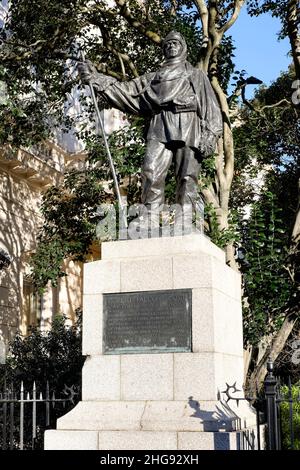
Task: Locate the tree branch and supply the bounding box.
[215,137,225,187]
[260,98,291,110]
[211,75,234,184]
[114,0,161,44]
[98,25,139,78]
[247,311,298,393]
[170,0,178,17]
[195,0,209,40]
[198,1,221,72]
[291,177,300,244]
[220,0,245,34]
[202,185,220,210]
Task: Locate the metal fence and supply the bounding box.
[225,360,300,450]
[0,382,78,450]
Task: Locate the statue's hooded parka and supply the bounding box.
[91,31,223,208]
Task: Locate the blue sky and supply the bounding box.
[229,7,291,94]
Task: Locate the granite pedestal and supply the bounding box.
[45,234,258,450]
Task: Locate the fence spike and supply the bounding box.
[2,396,7,449]
[45,383,50,428]
[52,391,55,409]
[287,376,294,450]
[288,376,292,395]
[9,399,14,450]
[32,381,37,448]
[20,382,24,450]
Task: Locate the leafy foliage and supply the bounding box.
[240,188,294,345]
[231,68,299,348]
[275,323,300,382]
[0,0,241,149]
[204,203,240,248]
[280,383,300,450]
[1,313,84,391]
[30,163,105,291]
[0,313,84,449]
[234,69,299,170]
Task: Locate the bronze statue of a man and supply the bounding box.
[79,31,222,228]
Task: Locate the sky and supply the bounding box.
[229,7,291,95]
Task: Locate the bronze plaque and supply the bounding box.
[103,289,192,354]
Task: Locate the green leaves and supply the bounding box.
[30,164,105,291]
[240,188,295,346]
[204,203,240,248]
[2,313,84,391]
[280,384,300,450]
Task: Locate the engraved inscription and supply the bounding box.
[103,289,192,354]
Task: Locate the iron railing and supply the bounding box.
[0,382,78,450]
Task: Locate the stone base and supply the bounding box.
[44,396,259,450]
[45,234,258,450]
[45,397,259,450]
[45,429,258,450]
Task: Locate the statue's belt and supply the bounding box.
[151,102,198,114]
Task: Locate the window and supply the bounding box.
[23,277,43,330]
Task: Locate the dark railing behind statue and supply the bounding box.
[0,381,78,450]
[225,360,300,450]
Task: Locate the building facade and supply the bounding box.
[0,142,84,361]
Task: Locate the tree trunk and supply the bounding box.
[246,313,298,394]
[287,0,300,80]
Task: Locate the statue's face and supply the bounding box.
[163,39,183,59]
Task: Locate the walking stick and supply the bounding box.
[79,50,127,229]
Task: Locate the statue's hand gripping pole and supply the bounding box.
[78,49,127,230]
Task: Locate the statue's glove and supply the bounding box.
[77,60,117,90]
[199,129,218,157]
[77,60,102,85]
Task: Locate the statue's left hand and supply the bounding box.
[77,60,97,84]
[77,60,117,92]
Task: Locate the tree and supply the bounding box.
[232,68,299,390]
[240,0,300,388]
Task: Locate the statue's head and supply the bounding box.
[162,31,187,61]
